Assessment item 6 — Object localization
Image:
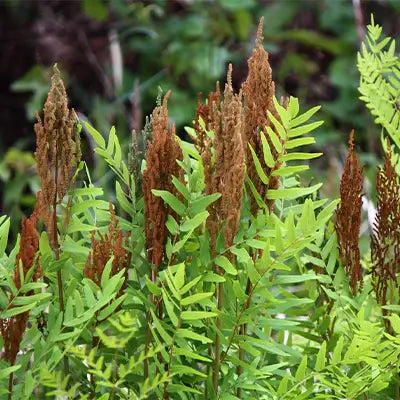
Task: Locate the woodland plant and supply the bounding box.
[0,17,400,400]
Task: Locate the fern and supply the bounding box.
[358,16,400,152]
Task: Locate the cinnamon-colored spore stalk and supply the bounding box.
[142,91,183,273]
[34,65,79,245]
[371,141,400,327]
[335,131,364,295]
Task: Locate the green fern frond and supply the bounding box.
[358,16,400,149]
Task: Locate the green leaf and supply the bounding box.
[271,165,309,177]
[180,211,209,232]
[290,105,321,127]
[215,255,237,275]
[248,144,269,185]
[174,347,211,362]
[315,341,326,371]
[388,314,400,334]
[171,365,207,378]
[260,131,275,168]
[268,111,287,141]
[1,302,36,318]
[181,311,217,321]
[267,183,322,200]
[295,355,308,381]
[174,263,186,290]
[152,190,186,216]
[189,193,221,216]
[150,309,172,345]
[277,373,290,395]
[83,121,105,148]
[285,137,315,149]
[181,292,214,306]
[279,152,322,162]
[12,292,51,306]
[287,96,299,118]
[176,328,213,343]
[332,336,344,363]
[179,276,201,295]
[163,292,179,327]
[289,121,324,138]
[266,126,283,153]
[0,365,21,380]
[101,256,114,289]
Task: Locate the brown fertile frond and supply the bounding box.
[1,213,41,365]
[242,18,281,214]
[201,65,245,255]
[335,131,364,295]
[142,91,183,273]
[371,140,400,321]
[14,213,41,290]
[84,202,131,290]
[34,65,79,244]
[194,83,221,156]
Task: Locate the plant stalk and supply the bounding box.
[213,279,223,392]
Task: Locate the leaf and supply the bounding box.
[332,336,344,363]
[248,144,269,184]
[271,165,309,177]
[181,292,214,306]
[84,121,105,148]
[176,328,213,343]
[295,355,308,381]
[260,131,275,168]
[180,211,209,232]
[290,105,321,127]
[152,190,186,216]
[315,341,326,371]
[181,311,217,321]
[189,193,221,216]
[171,365,207,378]
[388,314,400,334]
[279,152,322,162]
[150,309,172,345]
[0,365,21,380]
[288,121,324,138]
[174,347,211,362]
[267,183,322,200]
[1,303,36,318]
[277,373,290,395]
[215,255,237,275]
[101,256,114,289]
[285,137,315,149]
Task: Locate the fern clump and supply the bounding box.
[0,17,399,400]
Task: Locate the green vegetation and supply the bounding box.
[0,15,399,400]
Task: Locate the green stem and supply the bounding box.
[213,280,223,393]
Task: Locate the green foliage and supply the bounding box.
[358,16,400,156]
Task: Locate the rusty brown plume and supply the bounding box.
[242,17,281,214]
[194,65,245,255]
[34,65,80,246]
[371,139,400,328]
[0,212,41,365]
[84,201,131,297]
[142,91,183,274]
[334,130,364,295]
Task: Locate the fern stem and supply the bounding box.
[236,278,252,398]
[53,159,69,379]
[8,371,13,400]
[213,280,223,392]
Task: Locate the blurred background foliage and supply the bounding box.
[0,0,399,240]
